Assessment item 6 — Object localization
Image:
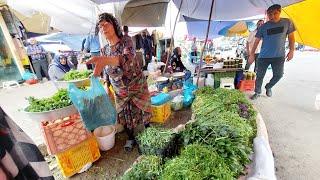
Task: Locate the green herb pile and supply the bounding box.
[122,155,162,180]
[123,87,257,179]
[63,70,92,81]
[137,127,176,156]
[161,144,233,180]
[182,87,256,176]
[25,89,72,112]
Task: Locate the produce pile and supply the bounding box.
[63,70,92,81]
[122,87,257,179]
[122,155,162,180]
[137,127,178,158]
[25,89,72,112]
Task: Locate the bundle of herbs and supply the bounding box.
[161,144,234,180]
[182,112,254,176]
[193,87,257,130]
[25,89,72,112]
[63,70,92,81]
[122,155,162,180]
[137,127,179,158]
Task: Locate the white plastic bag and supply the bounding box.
[171,95,184,111]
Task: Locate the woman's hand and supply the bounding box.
[86,56,109,77]
[86,56,120,76]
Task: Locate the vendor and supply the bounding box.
[87,13,152,152]
[48,54,74,81]
[170,47,186,72]
[190,37,197,63]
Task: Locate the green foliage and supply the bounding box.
[161,144,234,180]
[63,70,92,81]
[122,155,163,180]
[25,89,72,112]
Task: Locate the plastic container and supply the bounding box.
[193,76,205,87]
[56,136,100,177]
[93,126,116,151]
[150,102,171,123]
[171,95,184,111]
[24,105,78,122]
[205,74,215,87]
[41,114,92,155]
[55,78,90,89]
[213,71,236,88]
[238,80,255,92]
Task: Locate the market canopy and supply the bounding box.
[172,0,303,21]
[121,0,170,27]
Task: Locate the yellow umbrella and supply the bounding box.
[226,21,250,37]
[282,0,320,48]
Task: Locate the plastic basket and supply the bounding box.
[213,71,236,88]
[150,102,171,123]
[41,114,92,155]
[238,80,255,92]
[55,136,101,177]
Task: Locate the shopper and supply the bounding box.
[245,19,264,72]
[27,38,50,81]
[141,31,153,70]
[84,27,101,70]
[48,54,74,81]
[248,4,296,100]
[87,13,152,152]
[190,37,197,63]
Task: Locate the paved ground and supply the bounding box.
[0,51,319,179]
[251,51,320,180]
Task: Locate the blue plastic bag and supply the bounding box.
[151,93,171,106]
[22,71,36,80]
[68,76,117,131]
[183,79,198,107]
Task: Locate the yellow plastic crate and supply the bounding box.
[150,102,171,123]
[55,136,101,177]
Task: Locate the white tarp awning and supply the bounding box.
[172,0,304,21]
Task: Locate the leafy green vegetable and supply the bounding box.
[122,155,162,180]
[137,127,175,150]
[25,89,72,112]
[137,127,177,157]
[161,144,234,180]
[63,70,92,81]
[182,112,253,176]
[184,87,256,176]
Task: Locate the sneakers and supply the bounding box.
[250,93,260,100]
[266,88,272,97]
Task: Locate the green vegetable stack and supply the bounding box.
[122,87,257,179]
[25,89,72,112]
[183,87,257,176]
[63,70,92,81]
[137,127,178,158]
[122,155,162,180]
[161,144,233,180]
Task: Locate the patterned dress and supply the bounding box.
[103,37,152,130]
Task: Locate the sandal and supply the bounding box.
[124,140,135,152]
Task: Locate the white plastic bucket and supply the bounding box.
[93,126,116,151]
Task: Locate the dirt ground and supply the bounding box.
[48,108,192,180]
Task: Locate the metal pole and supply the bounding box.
[196,0,215,85]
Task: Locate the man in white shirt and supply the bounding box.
[245,20,264,72]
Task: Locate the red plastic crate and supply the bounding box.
[238,80,255,92]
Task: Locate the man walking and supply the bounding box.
[245,19,264,72]
[27,38,50,81]
[249,4,296,100]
